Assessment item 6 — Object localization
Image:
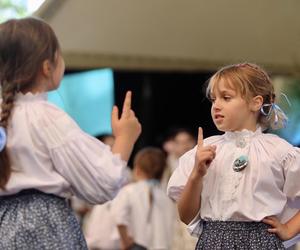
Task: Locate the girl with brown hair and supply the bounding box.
[0,17,141,249]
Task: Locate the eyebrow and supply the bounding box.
[210,89,236,96]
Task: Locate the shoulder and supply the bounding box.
[40,101,76,123]
[35,100,80,132]
[117,182,138,195]
[256,132,295,161]
[259,132,293,150]
[26,100,82,147]
[12,94,80,141]
[204,134,224,145]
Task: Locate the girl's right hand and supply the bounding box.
[111,91,142,145]
[191,127,216,179]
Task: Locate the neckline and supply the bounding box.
[224,127,262,141]
[15,92,47,102]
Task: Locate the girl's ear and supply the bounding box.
[250,95,263,112]
[41,59,52,78]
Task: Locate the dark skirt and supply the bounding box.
[195,220,285,250]
[0,189,88,250]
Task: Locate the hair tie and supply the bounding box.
[0,127,7,152]
[260,92,290,129]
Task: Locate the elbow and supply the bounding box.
[179,212,193,225]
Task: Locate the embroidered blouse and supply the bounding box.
[0,92,126,204]
[167,127,300,245]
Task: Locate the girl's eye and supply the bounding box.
[223,96,231,101]
[208,97,215,103]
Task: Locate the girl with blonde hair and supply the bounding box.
[168,63,300,249]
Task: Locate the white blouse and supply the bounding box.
[85,202,121,249]
[0,92,127,204]
[167,127,300,243]
[111,180,175,250]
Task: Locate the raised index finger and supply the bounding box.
[122,91,132,117]
[197,127,203,147]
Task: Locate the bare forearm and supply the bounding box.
[178,175,203,224]
[177,127,215,225]
[117,225,133,249]
[112,136,134,162]
[286,210,300,239]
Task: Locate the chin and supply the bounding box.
[214,124,229,132]
[48,85,60,91]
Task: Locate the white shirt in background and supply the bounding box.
[85,201,121,250]
[111,180,175,250]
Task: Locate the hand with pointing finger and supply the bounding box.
[191,127,216,179]
[111,91,142,161]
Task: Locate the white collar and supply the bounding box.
[15,92,47,103]
[224,127,262,148]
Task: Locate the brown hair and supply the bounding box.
[206,62,279,129]
[133,147,166,180]
[0,17,60,189]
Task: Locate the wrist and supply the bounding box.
[285,223,299,240]
[189,172,203,185]
[115,134,136,145]
[190,167,206,180]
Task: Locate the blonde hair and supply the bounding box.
[206,62,285,130]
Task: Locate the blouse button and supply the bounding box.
[236,137,246,148]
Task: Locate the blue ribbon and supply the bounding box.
[0,127,7,152]
[260,93,290,129]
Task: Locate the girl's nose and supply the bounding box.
[212,99,221,110]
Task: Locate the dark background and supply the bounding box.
[113,70,222,161]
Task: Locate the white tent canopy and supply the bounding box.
[36,0,300,74]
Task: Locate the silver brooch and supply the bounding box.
[233,155,248,172]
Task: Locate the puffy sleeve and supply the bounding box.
[282,146,300,205]
[167,147,196,201]
[33,103,127,204]
[110,186,131,226]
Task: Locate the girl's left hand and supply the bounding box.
[263,216,292,240]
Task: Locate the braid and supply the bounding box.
[0,81,17,127]
[0,80,17,189]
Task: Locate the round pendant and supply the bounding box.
[233,155,248,172]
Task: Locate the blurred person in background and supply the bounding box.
[111,147,174,250]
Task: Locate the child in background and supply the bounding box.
[111,147,174,250]
[161,128,196,189]
[85,134,133,250]
[168,63,300,249]
[161,128,197,250]
[0,17,141,249]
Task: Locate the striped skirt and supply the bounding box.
[0,189,88,250]
[195,221,285,250]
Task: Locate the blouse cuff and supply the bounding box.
[187,210,202,237]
